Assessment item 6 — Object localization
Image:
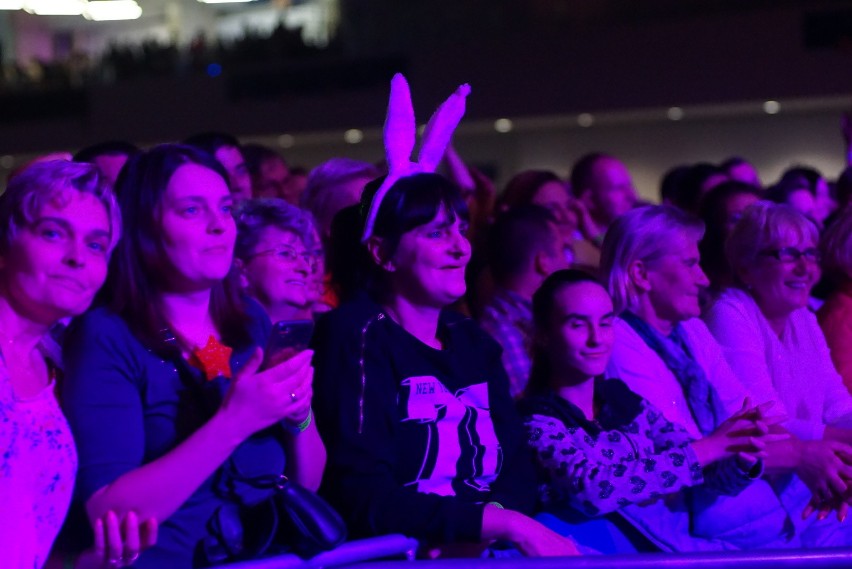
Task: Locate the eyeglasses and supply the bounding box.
[249,245,322,266]
[758,246,821,264]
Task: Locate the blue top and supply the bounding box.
[61,302,282,568]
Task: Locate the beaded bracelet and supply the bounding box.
[296,407,313,433]
[284,408,313,435]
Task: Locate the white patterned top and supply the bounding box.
[0,338,77,569]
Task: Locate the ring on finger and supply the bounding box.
[108,558,121,567]
[122,552,141,564]
[290,392,298,402]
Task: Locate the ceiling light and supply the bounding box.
[84,0,141,20]
[493,118,513,133]
[24,0,85,15]
[577,113,594,127]
[344,129,363,144]
[763,100,781,114]
[667,107,684,120]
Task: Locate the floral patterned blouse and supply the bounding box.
[518,378,755,517]
[0,338,77,569]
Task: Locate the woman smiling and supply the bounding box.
[312,173,578,557]
[61,145,322,567]
[0,160,158,568]
[706,202,852,441]
[235,199,322,324]
[705,202,852,520]
[519,269,773,553]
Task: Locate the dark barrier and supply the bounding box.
[227,547,852,569]
[350,548,852,569]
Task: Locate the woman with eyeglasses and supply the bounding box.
[704,201,852,519]
[235,199,324,324]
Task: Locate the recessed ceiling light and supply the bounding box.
[493,118,513,133]
[344,129,364,144]
[577,113,594,127]
[667,107,684,121]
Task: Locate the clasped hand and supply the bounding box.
[695,398,788,468]
[798,440,852,522]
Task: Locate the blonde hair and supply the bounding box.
[821,206,852,281]
[600,205,704,313]
[725,201,819,286]
[0,160,121,254]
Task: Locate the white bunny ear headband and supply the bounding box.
[361,73,471,242]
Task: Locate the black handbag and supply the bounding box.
[203,471,347,565]
[162,339,347,565]
[274,474,348,555]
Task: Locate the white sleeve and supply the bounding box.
[681,319,747,420]
[705,297,823,440]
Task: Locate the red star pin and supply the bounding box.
[190,336,233,381]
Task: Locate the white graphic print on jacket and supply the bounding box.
[401,376,502,496]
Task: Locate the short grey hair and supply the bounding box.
[601,205,705,313]
[235,198,320,259]
[0,160,121,255]
[725,201,819,286]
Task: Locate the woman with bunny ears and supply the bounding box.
[311,76,579,557]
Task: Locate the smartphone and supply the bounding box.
[263,320,315,369]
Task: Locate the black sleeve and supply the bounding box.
[481,339,537,515]
[312,311,486,545]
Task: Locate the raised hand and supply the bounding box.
[219,348,314,439]
[568,199,598,243]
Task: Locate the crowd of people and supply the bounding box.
[4,74,852,568]
[0,23,324,92]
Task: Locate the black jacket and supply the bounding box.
[311,295,536,545]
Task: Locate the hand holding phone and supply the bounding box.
[263,320,315,370]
